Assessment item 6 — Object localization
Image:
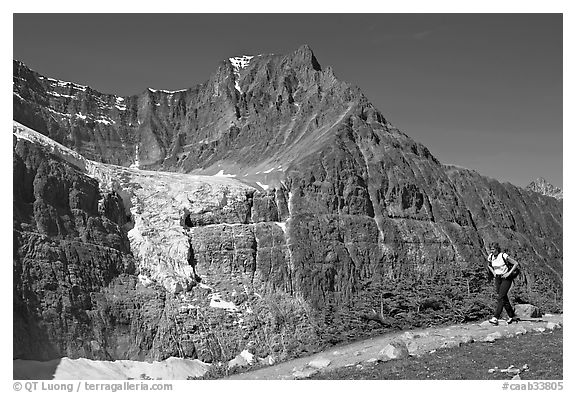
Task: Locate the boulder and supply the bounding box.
[457,335,474,345]
[228,354,248,369]
[308,358,331,369]
[441,340,460,349]
[514,327,528,336]
[406,341,420,356]
[292,367,319,379]
[378,340,409,361]
[514,304,542,318]
[259,355,276,366]
[546,322,561,331]
[239,350,255,365]
[228,350,255,369]
[483,332,503,342]
[400,332,415,340]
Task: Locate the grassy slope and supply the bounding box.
[309,329,563,380]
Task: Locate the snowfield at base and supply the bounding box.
[13,357,210,380]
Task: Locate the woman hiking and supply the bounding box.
[486,242,521,325]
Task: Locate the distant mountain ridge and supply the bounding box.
[526,177,562,199]
[13,45,563,365]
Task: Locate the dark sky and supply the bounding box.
[13,13,562,188]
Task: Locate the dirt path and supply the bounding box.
[226,314,563,380]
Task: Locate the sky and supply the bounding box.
[12,13,563,188]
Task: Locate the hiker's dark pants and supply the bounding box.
[494,276,515,318]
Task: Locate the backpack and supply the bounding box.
[503,253,521,279]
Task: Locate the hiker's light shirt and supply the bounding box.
[488,253,509,276]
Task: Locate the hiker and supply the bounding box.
[486,242,520,325]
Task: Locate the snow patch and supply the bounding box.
[276,222,287,234]
[46,107,71,117]
[263,167,276,174]
[148,87,187,94]
[95,117,114,125]
[115,97,127,111]
[162,89,187,94]
[47,91,75,98]
[256,182,269,190]
[210,293,238,311]
[214,169,236,178]
[40,76,87,91]
[229,55,254,70]
[76,113,87,120]
[229,55,254,93]
[13,91,25,101]
[14,356,210,380]
[129,144,140,169]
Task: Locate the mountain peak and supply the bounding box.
[526,177,562,199]
[292,44,321,71]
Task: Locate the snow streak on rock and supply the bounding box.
[129,145,140,169]
[229,55,254,93]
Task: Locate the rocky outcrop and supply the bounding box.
[526,178,562,200]
[13,44,563,366]
[514,304,542,318]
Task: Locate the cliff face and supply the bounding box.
[13,45,562,364]
[13,123,133,360]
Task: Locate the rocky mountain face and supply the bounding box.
[526,178,562,200]
[13,45,563,366]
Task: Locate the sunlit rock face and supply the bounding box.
[526,177,562,200]
[13,44,562,364]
